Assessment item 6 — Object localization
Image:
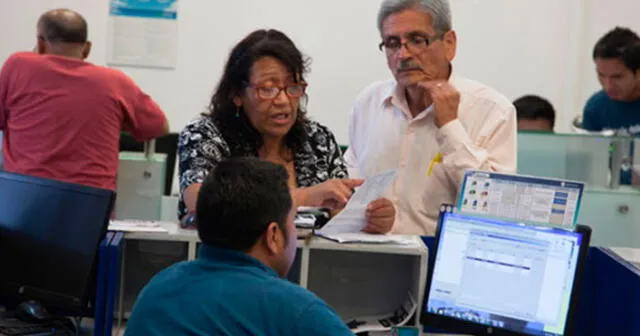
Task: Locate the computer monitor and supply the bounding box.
[422,205,591,336]
[119,132,178,196]
[0,172,115,315]
[458,170,584,229]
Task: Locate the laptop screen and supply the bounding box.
[425,211,583,336]
[458,170,584,228]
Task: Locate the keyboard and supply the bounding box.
[0,317,72,336]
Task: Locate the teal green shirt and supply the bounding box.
[582,90,640,134]
[124,244,354,336]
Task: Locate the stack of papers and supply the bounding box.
[108,220,170,233]
[318,233,417,245]
[315,170,410,244]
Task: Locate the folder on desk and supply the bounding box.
[93,232,113,336]
[104,232,125,336]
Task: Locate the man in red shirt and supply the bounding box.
[0,8,168,191]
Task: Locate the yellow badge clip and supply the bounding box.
[427,152,443,176]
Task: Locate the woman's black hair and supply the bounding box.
[207,29,311,155]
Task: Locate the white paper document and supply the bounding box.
[316,233,418,245]
[316,170,410,244]
[109,220,170,233]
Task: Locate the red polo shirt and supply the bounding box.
[0,52,166,191]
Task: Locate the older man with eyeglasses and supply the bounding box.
[344,0,517,236]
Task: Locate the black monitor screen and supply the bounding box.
[422,209,590,336]
[0,172,114,314]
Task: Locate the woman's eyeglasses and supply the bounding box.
[247,83,307,100]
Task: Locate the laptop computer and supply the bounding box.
[458,170,585,229]
[421,205,591,336]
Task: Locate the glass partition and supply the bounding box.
[634,138,640,185]
[578,187,640,248]
[517,131,633,189]
[518,132,640,247]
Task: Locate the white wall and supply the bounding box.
[1,0,639,144]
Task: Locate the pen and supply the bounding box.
[427,152,443,176]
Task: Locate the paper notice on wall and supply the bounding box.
[107,0,178,69]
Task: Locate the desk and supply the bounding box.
[116,222,428,332]
[116,222,197,324]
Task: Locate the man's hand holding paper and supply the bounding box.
[317,170,397,238]
[364,198,395,234]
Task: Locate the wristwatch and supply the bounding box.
[181,212,197,228]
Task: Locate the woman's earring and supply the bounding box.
[235,106,240,118]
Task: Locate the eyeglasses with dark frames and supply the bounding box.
[378,33,444,55]
[245,82,308,100]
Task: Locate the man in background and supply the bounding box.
[0,8,168,191]
[344,0,517,236]
[513,95,556,132]
[582,27,640,135]
[125,157,353,335]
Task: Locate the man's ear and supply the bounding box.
[82,41,92,59]
[36,36,46,54]
[443,30,457,62]
[264,222,281,255]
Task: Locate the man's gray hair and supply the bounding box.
[377,0,452,34]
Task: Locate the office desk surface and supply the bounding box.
[120,221,427,255]
[303,234,426,255]
[608,247,640,269]
[122,221,197,242]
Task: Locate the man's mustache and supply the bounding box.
[397,60,423,72]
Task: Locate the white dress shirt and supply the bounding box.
[344,73,517,235]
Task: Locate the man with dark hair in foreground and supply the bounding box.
[125,157,353,335]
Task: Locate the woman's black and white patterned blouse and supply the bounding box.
[177,116,348,219]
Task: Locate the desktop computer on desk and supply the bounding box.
[0,172,115,336]
[421,207,591,336]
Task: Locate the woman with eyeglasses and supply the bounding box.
[177,29,364,225]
